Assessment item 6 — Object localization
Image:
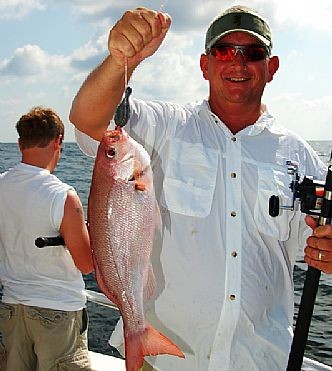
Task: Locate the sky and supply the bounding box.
[0,0,332,142]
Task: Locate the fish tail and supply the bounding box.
[125,323,185,371]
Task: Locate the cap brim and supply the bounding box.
[206,30,271,53]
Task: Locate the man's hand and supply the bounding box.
[304,215,332,274]
[108,7,172,68]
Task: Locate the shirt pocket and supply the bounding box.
[161,139,219,217]
[0,303,14,323]
[254,165,295,241]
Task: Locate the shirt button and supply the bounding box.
[231,211,237,217]
[230,172,237,178]
[229,294,236,301]
[160,207,167,215]
[231,251,238,258]
[231,137,236,142]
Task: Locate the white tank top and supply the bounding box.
[0,163,86,311]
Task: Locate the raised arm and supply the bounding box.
[69,7,172,141]
[60,189,93,275]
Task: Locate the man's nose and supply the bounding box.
[232,50,246,65]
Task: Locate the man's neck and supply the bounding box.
[209,100,265,134]
[21,149,56,173]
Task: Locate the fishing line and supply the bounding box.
[159,0,169,11]
[124,56,128,90]
[114,55,132,128]
[114,4,168,128]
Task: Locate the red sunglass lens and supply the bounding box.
[211,45,267,62]
[212,45,235,61]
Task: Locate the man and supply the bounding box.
[0,107,93,371]
[69,6,332,371]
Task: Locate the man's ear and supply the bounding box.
[18,138,23,151]
[267,56,279,82]
[54,135,63,150]
[200,54,209,81]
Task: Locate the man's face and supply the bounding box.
[200,31,279,108]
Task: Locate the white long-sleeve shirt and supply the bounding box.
[76,99,326,371]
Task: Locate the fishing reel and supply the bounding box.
[269,156,332,371]
[269,161,326,218]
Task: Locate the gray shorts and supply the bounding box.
[0,303,91,371]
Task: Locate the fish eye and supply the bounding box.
[105,147,116,158]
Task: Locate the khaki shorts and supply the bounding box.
[0,303,91,371]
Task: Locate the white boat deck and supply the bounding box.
[90,351,124,371]
[89,351,332,371]
[86,290,332,371]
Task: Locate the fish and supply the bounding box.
[88,128,185,371]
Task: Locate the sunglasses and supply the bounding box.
[210,43,269,62]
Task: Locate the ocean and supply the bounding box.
[0,140,331,367]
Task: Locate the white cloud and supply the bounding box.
[133,52,206,103]
[1,1,331,142]
[65,0,332,37]
[0,0,45,19]
[269,93,332,140]
[70,33,108,71]
[130,32,206,103]
[272,0,332,31]
[0,45,70,80]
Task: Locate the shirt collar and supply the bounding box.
[197,99,286,137]
[16,162,51,175]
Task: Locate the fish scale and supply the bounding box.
[88,128,184,371]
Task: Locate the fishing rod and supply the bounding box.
[269,151,332,371]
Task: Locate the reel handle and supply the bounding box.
[35,236,64,248]
[269,195,280,217]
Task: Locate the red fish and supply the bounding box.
[88,129,184,371]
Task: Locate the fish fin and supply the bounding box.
[125,323,185,371]
[143,264,156,300]
[134,180,146,191]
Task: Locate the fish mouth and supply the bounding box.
[103,129,122,143]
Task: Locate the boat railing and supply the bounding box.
[84,289,118,311]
